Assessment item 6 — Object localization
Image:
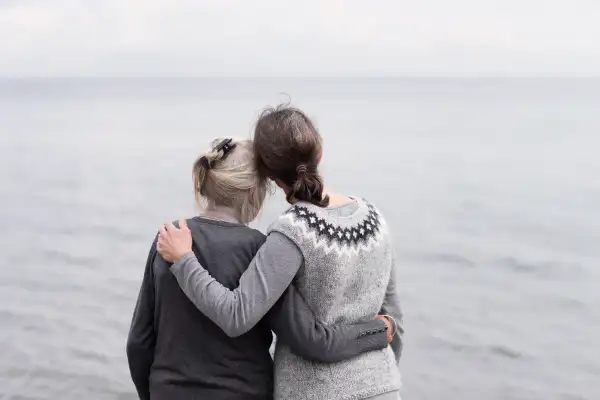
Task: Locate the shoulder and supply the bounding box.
[267,203,315,232]
[266,203,314,247]
[177,216,267,248]
[356,197,394,252]
[354,196,388,226]
[222,226,267,256]
[360,198,394,251]
[170,217,197,230]
[246,226,267,248]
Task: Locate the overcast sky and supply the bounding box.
[1,0,599,77]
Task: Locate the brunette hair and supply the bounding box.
[253,104,329,207]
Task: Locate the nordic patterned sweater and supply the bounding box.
[269,198,402,400]
[170,198,404,400]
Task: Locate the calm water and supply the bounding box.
[0,78,599,400]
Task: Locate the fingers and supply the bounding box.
[159,224,167,236]
[179,218,188,231]
[375,315,393,343]
[156,234,172,260]
[165,221,178,232]
[162,219,188,233]
[157,232,166,249]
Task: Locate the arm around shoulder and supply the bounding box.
[170,231,302,337]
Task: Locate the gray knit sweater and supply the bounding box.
[170,198,403,400]
[268,198,401,400]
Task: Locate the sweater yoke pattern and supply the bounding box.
[278,200,388,258]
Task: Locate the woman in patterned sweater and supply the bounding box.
[158,105,404,400]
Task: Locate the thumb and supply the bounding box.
[179,218,189,231]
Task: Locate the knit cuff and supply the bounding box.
[356,320,389,352]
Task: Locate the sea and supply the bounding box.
[0,78,598,400]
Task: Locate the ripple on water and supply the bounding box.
[406,252,476,268]
[38,248,98,268]
[493,256,585,278]
[86,224,151,243]
[428,333,525,361]
[1,366,133,400]
[489,345,522,360]
[558,393,589,400]
[69,347,111,364]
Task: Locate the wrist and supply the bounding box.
[174,250,194,264]
[376,315,394,343]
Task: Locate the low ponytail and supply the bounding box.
[192,138,269,224]
[286,164,330,207]
[192,138,233,206]
[253,104,330,207]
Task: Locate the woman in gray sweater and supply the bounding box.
[158,107,404,400]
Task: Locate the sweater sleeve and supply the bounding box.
[126,238,157,400]
[266,282,389,363]
[170,231,302,337]
[380,252,404,365]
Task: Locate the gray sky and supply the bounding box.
[1,0,599,77]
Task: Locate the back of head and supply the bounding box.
[253,104,330,207]
[192,138,268,224]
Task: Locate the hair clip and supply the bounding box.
[200,138,236,171]
[214,138,236,155]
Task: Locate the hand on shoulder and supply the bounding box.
[157,218,193,263]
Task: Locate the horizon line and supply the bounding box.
[1,75,599,80]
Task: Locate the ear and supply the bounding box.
[316,151,322,165]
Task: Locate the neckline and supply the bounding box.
[324,196,357,210]
[193,216,245,228]
[296,197,366,220]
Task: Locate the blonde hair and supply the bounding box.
[192,138,268,224]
